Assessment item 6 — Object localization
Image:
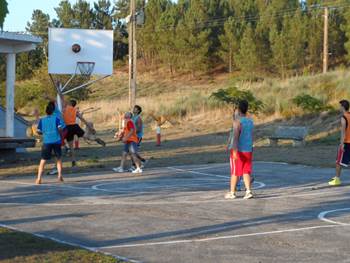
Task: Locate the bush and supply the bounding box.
[211,86,264,114]
[292,94,330,113]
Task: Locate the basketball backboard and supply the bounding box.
[48,28,113,75]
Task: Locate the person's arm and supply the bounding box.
[56,117,63,132]
[231,121,241,157]
[340,117,346,149]
[136,117,142,134]
[37,119,43,135]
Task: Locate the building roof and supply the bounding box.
[0,31,42,45]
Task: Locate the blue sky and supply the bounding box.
[4,0,96,32]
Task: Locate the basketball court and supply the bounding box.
[0,162,350,263]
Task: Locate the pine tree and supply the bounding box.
[218,17,242,72]
[235,24,260,78]
[175,0,211,75]
[0,0,8,30]
[93,0,114,29]
[72,0,94,29]
[54,0,74,28]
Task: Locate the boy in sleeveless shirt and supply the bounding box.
[225,100,254,199]
[329,100,350,186]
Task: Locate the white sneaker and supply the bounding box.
[48,168,58,175]
[243,191,254,199]
[132,167,143,174]
[224,192,236,199]
[112,167,124,173]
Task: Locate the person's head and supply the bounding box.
[124,112,132,120]
[339,100,350,113]
[46,103,55,115]
[70,99,77,107]
[238,100,249,115]
[133,105,142,115]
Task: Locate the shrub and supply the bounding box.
[292,94,330,113]
[211,86,264,114]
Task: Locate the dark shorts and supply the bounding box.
[123,142,138,154]
[41,143,62,160]
[137,137,142,147]
[336,143,350,167]
[66,124,85,142]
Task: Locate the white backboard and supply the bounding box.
[48,28,113,75]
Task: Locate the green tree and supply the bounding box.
[235,24,260,78]
[72,0,94,29]
[218,17,242,73]
[93,0,114,29]
[0,0,8,30]
[55,0,74,27]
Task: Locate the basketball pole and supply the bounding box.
[129,0,137,110]
[323,6,328,74]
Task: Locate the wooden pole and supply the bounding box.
[129,0,137,109]
[323,6,329,74]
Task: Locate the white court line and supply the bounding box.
[318,208,350,226]
[0,223,140,263]
[98,224,346,249]
[1,186,348,207]
[167,167,266,190]
[0,180,91,191]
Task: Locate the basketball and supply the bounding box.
[72,43,81,53]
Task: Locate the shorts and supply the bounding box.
[230,150,253,177]
[336,143,350,167]
[66,124,85,142]
[123,142,138,154]
[41,143,62,160]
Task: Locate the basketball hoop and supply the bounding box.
[77,61,95,76]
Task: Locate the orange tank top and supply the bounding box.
[343,112,350,143]
[124,120,138,143]
[63,105,77,125]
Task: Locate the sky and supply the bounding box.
[3,0,96,32]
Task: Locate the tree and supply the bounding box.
[72,0,94,29]
[55,0,74,28]
[93,0,114,29]
[235,24,260,78]
[175,0,211,75]
[0,0,8,30]
[218,17,242,73]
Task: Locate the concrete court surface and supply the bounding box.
[0,162,350,263]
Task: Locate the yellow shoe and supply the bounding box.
[328,177,342,186]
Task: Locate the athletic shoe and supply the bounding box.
[243,190,254,199]
[328,177,342,186]
[113,167,124,173]
[48,168,58,175]
[128,166,136,172]
[58,176,64,182]
[224,192,236,199]
[132,167,143,174]
[96,138,106,147]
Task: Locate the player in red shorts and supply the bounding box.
[225,100,254,199]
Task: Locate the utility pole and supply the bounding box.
[323,6,329,74]
[129,0,137,109]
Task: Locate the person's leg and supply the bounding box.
[36,159,46,184]
[243,173,252,192]
[68,140,76,165]
[131,153,141,169]
[230,176,240,193]
[120,152,127,169]
[57,159,63,182]
[336,163,342,178]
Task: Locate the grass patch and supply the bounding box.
[0,227,122,263]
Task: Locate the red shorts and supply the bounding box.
[230,150,253,177]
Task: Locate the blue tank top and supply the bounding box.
[238,117,253,152]
[132,114,144,138]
